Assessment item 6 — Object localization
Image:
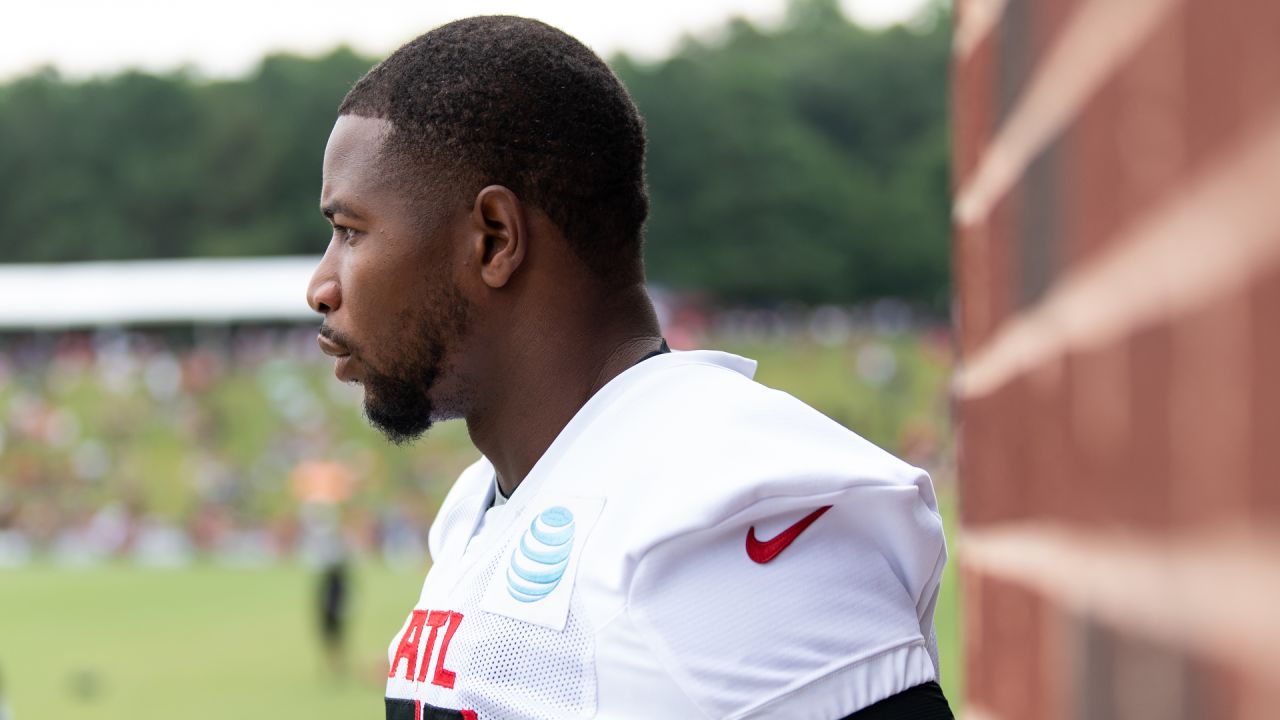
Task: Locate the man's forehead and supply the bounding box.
[321,115,396,208]
[324,115,393,172]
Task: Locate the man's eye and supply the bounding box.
[333,225,356,242]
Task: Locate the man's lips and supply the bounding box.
[316,334,350,358]
[317,333,358,382]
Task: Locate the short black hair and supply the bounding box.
[340,16,649,284]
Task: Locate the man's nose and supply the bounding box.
[307,254,341,315]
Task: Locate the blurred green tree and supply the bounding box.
[0,0,950,307]
[619,0,951,306]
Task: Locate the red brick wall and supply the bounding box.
[951,0,1280,717]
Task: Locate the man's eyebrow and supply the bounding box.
[320,201,363,221]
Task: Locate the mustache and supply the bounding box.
[318,323,358,353]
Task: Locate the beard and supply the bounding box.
[361,351,444,446]
[338,283,472,446]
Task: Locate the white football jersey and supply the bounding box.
[385,350,947,720]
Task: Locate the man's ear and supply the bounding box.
[468,185,526,289]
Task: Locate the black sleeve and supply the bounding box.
[839,681,954,720]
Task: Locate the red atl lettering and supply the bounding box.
[415,611,448,683]
[417,610,463,688]
[389,610,430,680]
[390,608,465,686]
[433,611,463,689]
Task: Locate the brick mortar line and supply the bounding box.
[954,106,1280,397]
[953,0,1009,60]
[962,523,1280,675]
[953,0,1178,226]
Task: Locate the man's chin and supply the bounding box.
[356,362,462,445]
[361,388,436,446]
[365,405,433,446]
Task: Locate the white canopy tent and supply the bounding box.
[0,257,321,329]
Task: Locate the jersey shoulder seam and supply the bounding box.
[726,637,934,720]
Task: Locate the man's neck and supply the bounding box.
[465,283,662,498]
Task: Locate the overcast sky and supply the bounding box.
[5,0,931,81]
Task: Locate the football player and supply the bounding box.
[307,16,952,719]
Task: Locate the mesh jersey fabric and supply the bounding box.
[385,349,948,719]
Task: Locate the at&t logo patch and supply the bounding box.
[507,506,575,602]
[481,497,603,630]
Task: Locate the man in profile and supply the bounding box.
[307,15,951,719]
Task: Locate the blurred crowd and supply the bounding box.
[0,325,447,569]
[0,300,952,569]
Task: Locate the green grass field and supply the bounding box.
[0,563,425,719]
[1,503,961,719]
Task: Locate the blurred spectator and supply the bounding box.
[293,460,355,677]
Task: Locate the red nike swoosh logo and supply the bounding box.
[745,505,833,564]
